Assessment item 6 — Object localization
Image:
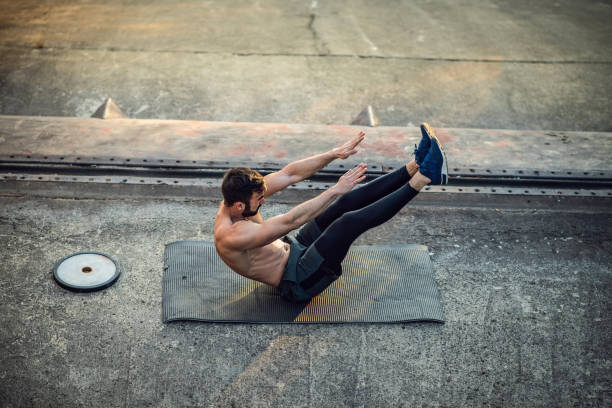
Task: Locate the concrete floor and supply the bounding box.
[1,1,611,407]
[0,188,611,407]
[0,0,611,130]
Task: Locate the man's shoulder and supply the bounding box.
[215,218,260,249]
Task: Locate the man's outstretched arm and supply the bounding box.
[264,131,365,197]
[223,164,367,251]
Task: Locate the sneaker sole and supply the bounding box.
[415,123,433,165]
[423,124,448,185]
[431,135,448,185]
[421,123,434,143]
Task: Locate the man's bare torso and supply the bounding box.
[213,131,366,288]
[214,203,290,287]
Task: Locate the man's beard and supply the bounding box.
[242,202,262,217]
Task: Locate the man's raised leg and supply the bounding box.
[295,160,419,246]
[286,131,447,302]
[311,132,447,271]
[299,121,435,245]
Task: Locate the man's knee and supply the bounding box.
[337,210,361,225]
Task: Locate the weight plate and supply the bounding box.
[53,252,120,292]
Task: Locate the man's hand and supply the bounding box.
[334,163,367,194]
[332,131,365,159]
[264,131,366,198]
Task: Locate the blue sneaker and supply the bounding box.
[419,133,448,185]
[414,123,433,165]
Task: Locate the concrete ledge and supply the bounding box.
[1,115,611,173]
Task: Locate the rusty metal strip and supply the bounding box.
[2,173,612,197]
[421,185,612,197]
[0,173,222,188]
[1,153,611,181]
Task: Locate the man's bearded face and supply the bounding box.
[242,191,264,217]
[242,201,261,217]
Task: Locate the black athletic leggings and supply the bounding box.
[296,165,419,270]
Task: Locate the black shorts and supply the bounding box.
[278,235,341,303]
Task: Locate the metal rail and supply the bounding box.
[1,154,611,179]
[1,173,611,198]
[1,153,611,198]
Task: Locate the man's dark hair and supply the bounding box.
[221,167,266,206]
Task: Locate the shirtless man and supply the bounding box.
[214,123,447,302]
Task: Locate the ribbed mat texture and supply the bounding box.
[162,241,444,323]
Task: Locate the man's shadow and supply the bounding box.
[207,283,309,323]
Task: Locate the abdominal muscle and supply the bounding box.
[218,238,290,288]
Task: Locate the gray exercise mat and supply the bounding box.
[162,241,444,323]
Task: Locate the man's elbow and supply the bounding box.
[280,167,303,185]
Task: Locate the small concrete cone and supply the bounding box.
[91,98,127,119]
[351,105,379,127]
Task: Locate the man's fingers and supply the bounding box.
[336,132,365,159]
[348,167,362,177]
[348,132,365,147]
[338,163,367,190]
[344,163,366,178]
[351,133,365,147]
[353,165,367,183]
[351,163,366,172]
[352,164,367,178]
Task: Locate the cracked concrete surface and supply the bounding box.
[0,192,610,407]
[0,0,611,130]
[1,1,611,406]
[307,13,330,55]
[1,47,611,130]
